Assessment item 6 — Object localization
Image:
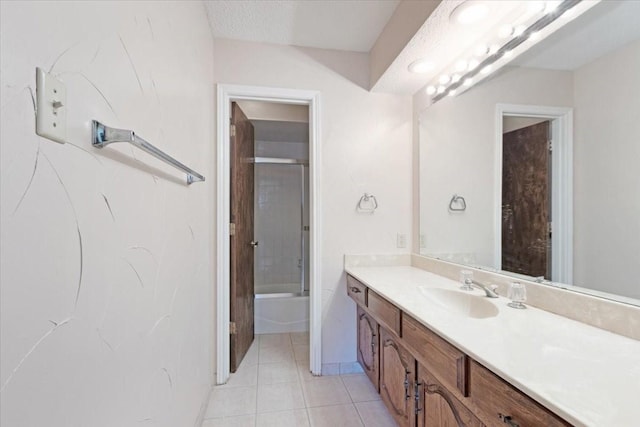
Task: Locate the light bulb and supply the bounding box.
[455,60,468,72]
[408,58,434,73]
[468,59,480,71]
[481,65,492,75]
[528,1,546,14]
[489,44,500,55]
[475,44,489,56]
[448,90,457,97]
[426,86,437,95]
[529,31,540,40]
[437,85,446,94]
[464,78,474,87]
[451,74,461,83]
[514,25,527,37]
[452,1,490,25]
[503,50,513,58]
[439,74,451,85]
[499,25,514,39]
[545,1,562,13]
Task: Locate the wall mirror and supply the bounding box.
[419,0,640,306]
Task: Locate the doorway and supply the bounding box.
[495,104,573,284]
[501,118,551,279]
[216,85,321,385]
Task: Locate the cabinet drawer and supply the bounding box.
[403,314,468,397]
[368,290,401,336]
[347,275,367,306]
[468,360,571,427]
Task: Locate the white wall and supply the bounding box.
[573,40,640,299]
[214,39,413,365]
[0,2,215,426]
[418,67,573,266]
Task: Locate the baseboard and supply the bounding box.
[321,361,364,376]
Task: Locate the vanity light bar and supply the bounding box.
[431,0,582,102]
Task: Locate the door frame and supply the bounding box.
[216,84,322,384]
[494,104,573,284]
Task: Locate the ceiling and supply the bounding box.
[204,0,400,53]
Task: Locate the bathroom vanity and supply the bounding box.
[345,258,640,427]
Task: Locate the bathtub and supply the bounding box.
[255,287,309,334]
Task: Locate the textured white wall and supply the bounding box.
[573,40,640,299]
[418,67,573,267]
[0,2,215,426]
[214,39,413,365]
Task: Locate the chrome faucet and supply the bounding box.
[462,279,499,298]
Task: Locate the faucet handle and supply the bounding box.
[489,284,499,295]
[459,270,474,291]
[507,282,527,309]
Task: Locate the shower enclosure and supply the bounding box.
[253,154,310,333]
[254,157,309,296]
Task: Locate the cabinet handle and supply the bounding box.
[499,414,520,427]
[404,371,411,401]
[350,287,362,293]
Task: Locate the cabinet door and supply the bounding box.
[357,306,379,390]
[380,327,416,427]
[417,363,484,427]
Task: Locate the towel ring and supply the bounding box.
[449,194,466,212]
[357,193,378,213]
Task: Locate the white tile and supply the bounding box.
[259,333,292,349]
[258,362,299,385]
[307,404,364,427]
[341,374,380,402]
[340,362,364,375]
[239,340,260,367]
[206,386,257,418]
[256,382,305,413]
[202,415,256,427]
[256,409,310,427]
[301,376,352,407]
[321,363,340,376]
[290,331,309,346]
[293,344,310,361]
[218,364,258,388]
[296,360,321,381]
[355,401,397,427]
[259,344,295,364]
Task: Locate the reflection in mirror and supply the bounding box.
[419,0,640,305]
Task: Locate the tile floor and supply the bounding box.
[203,332,397,427]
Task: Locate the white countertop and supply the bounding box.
[345,265,640,427]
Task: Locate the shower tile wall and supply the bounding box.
[254,140,309,294]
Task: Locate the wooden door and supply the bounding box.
[230,102,255,372]
[380,327,416,427]
[502,121,551,279]
[417,363,483,427]
[357,306,379,391]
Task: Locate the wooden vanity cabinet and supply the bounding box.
[379,327,417,427]
[357,306,379,390]
[345,274,573,427]
[466,360,572,427]
[417,363,483,427]
[347,275,367,306]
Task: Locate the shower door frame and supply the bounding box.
[216,84,322,385]
[253,158,309,298]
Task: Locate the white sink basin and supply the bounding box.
[418,287,499,319]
